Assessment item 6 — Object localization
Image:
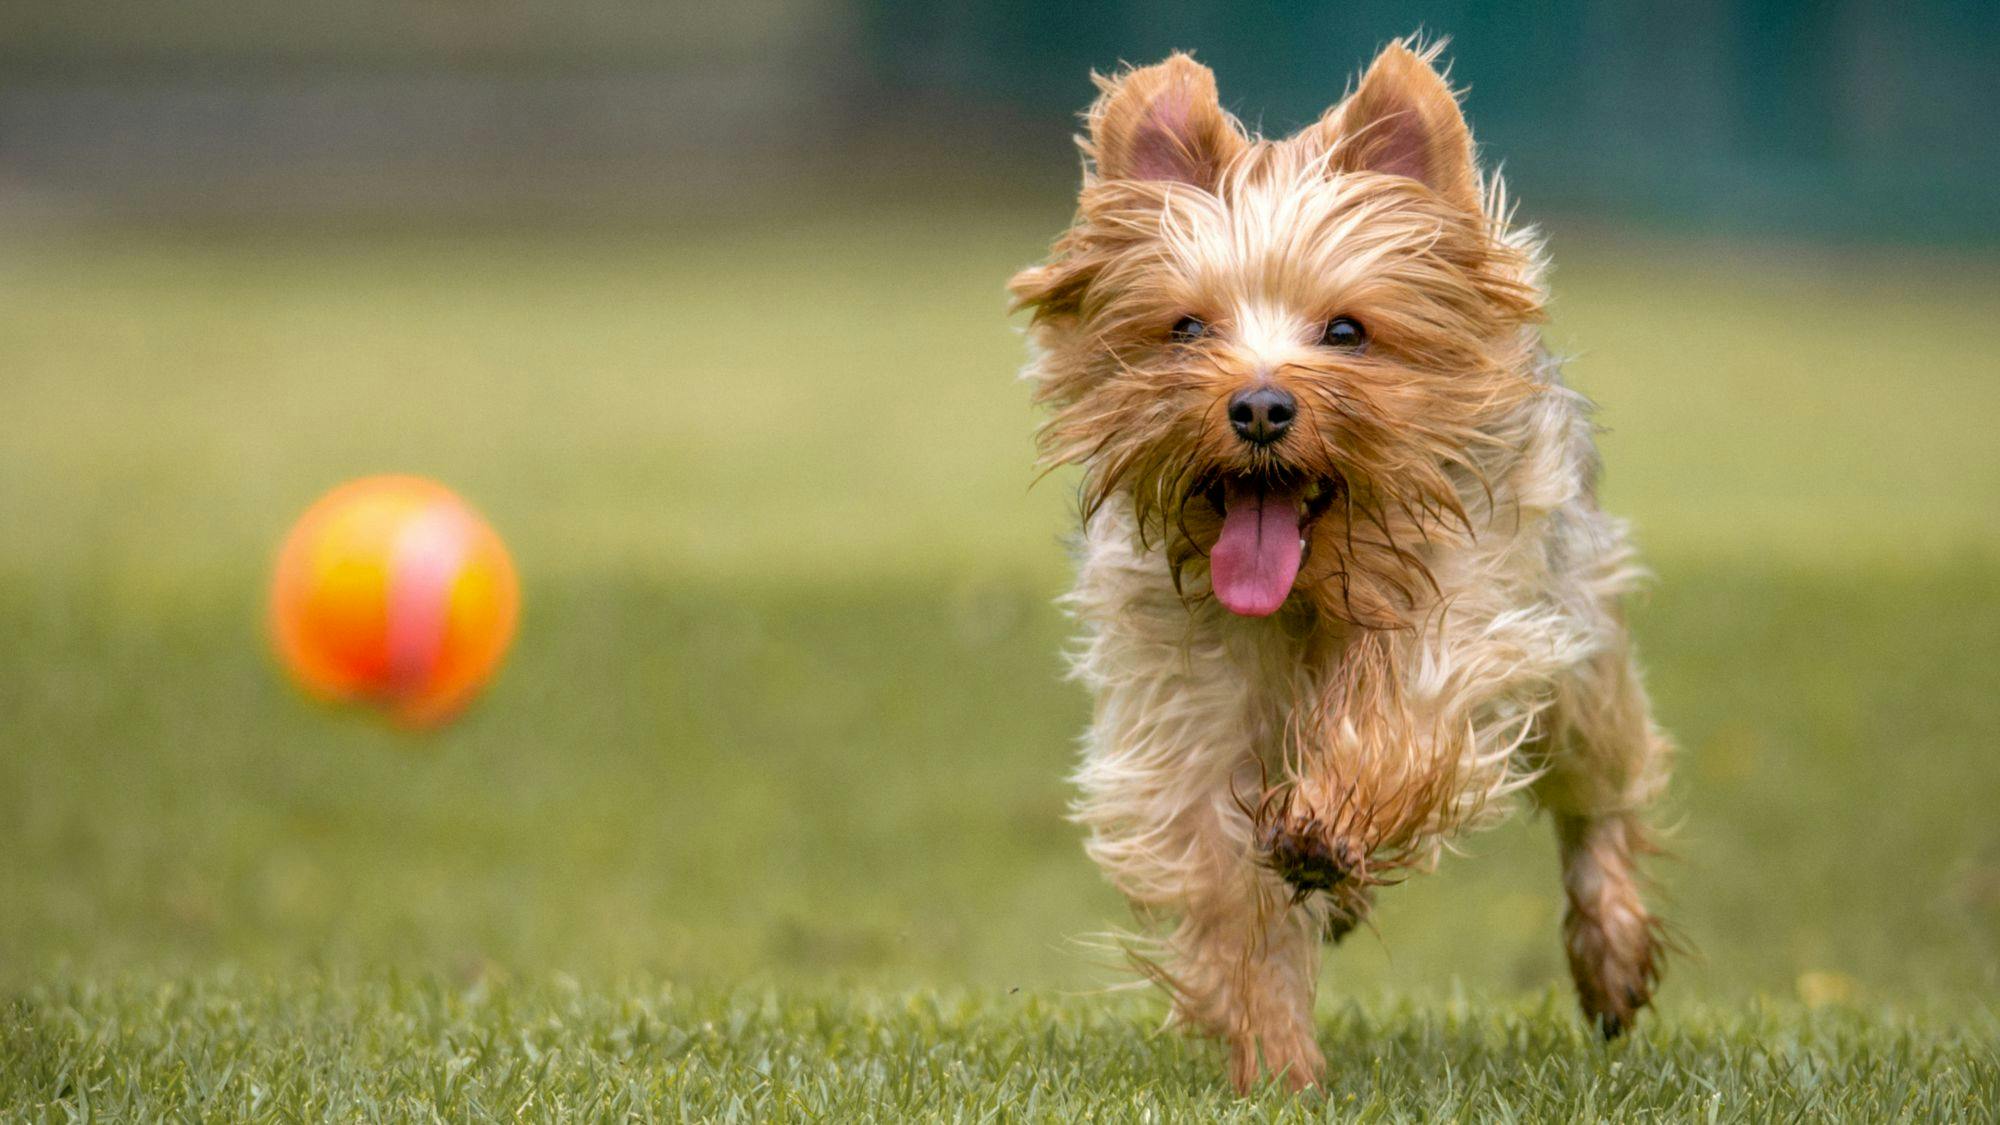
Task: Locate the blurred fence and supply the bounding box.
[2,0,1994,239]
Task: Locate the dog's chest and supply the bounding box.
[1203,606,1344,760]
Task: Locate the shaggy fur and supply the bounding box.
[1010,40,1672,1092]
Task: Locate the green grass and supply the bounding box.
[7,979,1995,1120]
[2,210,1998,1116]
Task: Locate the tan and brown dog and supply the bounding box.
[1011,40,1672,1092]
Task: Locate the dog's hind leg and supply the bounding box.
[1534,638,1671,1038]
[1552,809,1662,1037]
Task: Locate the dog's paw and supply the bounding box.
[1565,905,1664,1040]
[1257,807,1360,897]
[1228,1028,1325,1096]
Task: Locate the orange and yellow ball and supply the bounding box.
[269,476,519,727]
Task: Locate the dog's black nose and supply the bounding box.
[1228,386,1295,446]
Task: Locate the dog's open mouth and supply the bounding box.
[1203,474,1341,617]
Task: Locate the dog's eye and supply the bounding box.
[1320,317,1366,350]
[1170,316,1207,343]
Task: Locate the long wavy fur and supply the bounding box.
[1012,39,1674,1093]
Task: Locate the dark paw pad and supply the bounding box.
[1260,822,1357,894]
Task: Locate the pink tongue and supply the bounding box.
[1210,481,1303,617]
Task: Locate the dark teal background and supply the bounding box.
[863,1,2000,240]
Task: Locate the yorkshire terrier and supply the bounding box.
[1010,40,1672,1092]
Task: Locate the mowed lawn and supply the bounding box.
[1,211,1997,1117]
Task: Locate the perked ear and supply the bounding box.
[1321,40,1481,214]
[1086,53,1246,188]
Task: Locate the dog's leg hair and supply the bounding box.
[1151,795,1327,1093]
[1075,658,1328,1093]
[1067,522,1329,1092]
[1534,636,1671,1038]
[1267,609,1556,888]
[1552,810,1660,1037]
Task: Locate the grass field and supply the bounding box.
[2,209,1998,1117]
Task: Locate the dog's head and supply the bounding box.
[1013,41,1545,627]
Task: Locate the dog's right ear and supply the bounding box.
[1085,53,1245,188]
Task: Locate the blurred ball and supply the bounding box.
[270,476,519,728]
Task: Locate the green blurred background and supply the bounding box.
[2,0,1997,1017]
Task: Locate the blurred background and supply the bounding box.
[2,0,1996,1012]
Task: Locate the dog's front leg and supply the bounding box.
[1078,708,1329,1092]
[1070,597,1330,1090]
[1257,626,1534,894]
[1149,789,1327,1093]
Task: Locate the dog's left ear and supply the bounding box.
[1312,41,1481,215]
